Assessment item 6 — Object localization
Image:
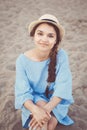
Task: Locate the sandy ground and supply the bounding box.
[0,0,87,130]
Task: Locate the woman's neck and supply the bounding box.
[33,48,50,61]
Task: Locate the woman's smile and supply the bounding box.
[39,42,49,47]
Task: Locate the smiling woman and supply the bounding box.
[15,14,74,130]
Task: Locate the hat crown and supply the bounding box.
[39,14,59,24]
[29,14,65,39]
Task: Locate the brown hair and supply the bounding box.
[30,22,61,98]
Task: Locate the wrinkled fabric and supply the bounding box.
[15,49,74,128]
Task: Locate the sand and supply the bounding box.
[0,0,87,130]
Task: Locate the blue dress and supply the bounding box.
[15,49,74,128]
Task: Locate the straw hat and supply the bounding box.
[28,14,65,40]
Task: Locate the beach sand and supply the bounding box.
[0,0,87,130]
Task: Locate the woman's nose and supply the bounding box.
[41,35,48,42]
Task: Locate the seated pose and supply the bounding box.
[15,14,74,130]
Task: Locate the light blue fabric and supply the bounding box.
[15,49,74,128]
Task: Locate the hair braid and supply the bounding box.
[45,23,61,98]
[45,43,58,97]
[48,44,58,82]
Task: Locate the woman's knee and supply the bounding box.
[48,122,54,130]
[47,116,58,130]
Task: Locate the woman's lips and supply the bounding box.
[40,43,48,46]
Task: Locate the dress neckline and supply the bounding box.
[21,53,50,63]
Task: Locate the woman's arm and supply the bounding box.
[28,97,61,129]
[24,100,37,113]
[44,96,62,113]
[24,100,51,128]
[15,57,34,109]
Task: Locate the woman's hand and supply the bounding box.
[29,105,51,129]
[29,116,47,130]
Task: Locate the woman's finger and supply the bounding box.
[43,117,48,122]
[41,120,46,125]
[29,117,35,126]
[30,120,37,129]
[32,123,39,130]
[38,122,43,128]
[46,111,51,119]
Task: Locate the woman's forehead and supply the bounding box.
[35,23,56,34]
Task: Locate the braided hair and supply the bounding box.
[30,22,61,98]
[45,24,61,97]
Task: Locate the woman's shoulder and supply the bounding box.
[57,48,69,62]
[57,48,68,57]
[16,49,33,62]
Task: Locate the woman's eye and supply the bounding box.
[37,33,43,36]
[48,35,54,38]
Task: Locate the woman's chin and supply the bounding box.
[39,46,50,52]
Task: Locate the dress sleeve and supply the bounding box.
[15,56,34,109]
[52,51,73,101]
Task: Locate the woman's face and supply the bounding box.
[33,23,57,52]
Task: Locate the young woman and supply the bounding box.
[15,14,74,130]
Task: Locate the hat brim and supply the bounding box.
[28,20,65,40]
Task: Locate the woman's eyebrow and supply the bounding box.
[37,30,55,35]
[48,33,56,36]
[37,30,43,32]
